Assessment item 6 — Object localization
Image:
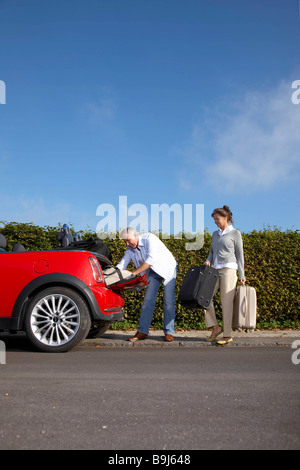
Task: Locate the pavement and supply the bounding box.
[83,328,300,348]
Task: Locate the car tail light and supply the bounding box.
[89,257,103,283]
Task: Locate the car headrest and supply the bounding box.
[0,233,7,250]
[56,224,74,247]
[74,232,82,242]
[12,243,26,252]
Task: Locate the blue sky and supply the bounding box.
[0,0,299,237]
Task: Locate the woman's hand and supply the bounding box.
[240,279,246,285]
[203,261,210,266]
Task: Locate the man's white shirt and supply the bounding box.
[116,232,177,285]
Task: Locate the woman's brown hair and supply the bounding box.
[211,205,233,224]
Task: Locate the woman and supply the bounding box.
[204,205,245,345]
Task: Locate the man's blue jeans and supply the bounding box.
[138,268,176,335]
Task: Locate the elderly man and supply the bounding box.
[117,228,177,342]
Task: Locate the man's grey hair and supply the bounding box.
[120,227,138,239]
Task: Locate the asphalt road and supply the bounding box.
[0,343,299,451]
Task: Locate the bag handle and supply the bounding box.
[242,286,247,317]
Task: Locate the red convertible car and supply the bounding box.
[0,232,147,352]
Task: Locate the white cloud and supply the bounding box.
[84,98,116,124]
[180,79,300,193]
[0,195,72,227]
[82,87,117,125]
[0,194,95,231]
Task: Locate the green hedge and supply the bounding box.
[0,221,299,329]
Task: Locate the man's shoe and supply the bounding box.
[164,334,174,342]
[128,331,148,342]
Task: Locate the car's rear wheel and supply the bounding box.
[24,287,91,352]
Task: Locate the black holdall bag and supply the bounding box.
[69,237,112,261]
[178,265,219,309]
[56,225,112,261]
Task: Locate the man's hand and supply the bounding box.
[132,262,151,276]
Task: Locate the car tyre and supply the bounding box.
[24,286,91,352]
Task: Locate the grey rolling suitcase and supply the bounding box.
[233,285,257,332]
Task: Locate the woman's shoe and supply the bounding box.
[206,327,223,342]
[216,337,233,345]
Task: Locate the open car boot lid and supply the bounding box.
[108,272,148,291]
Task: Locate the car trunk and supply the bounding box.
[92,253,149,291]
